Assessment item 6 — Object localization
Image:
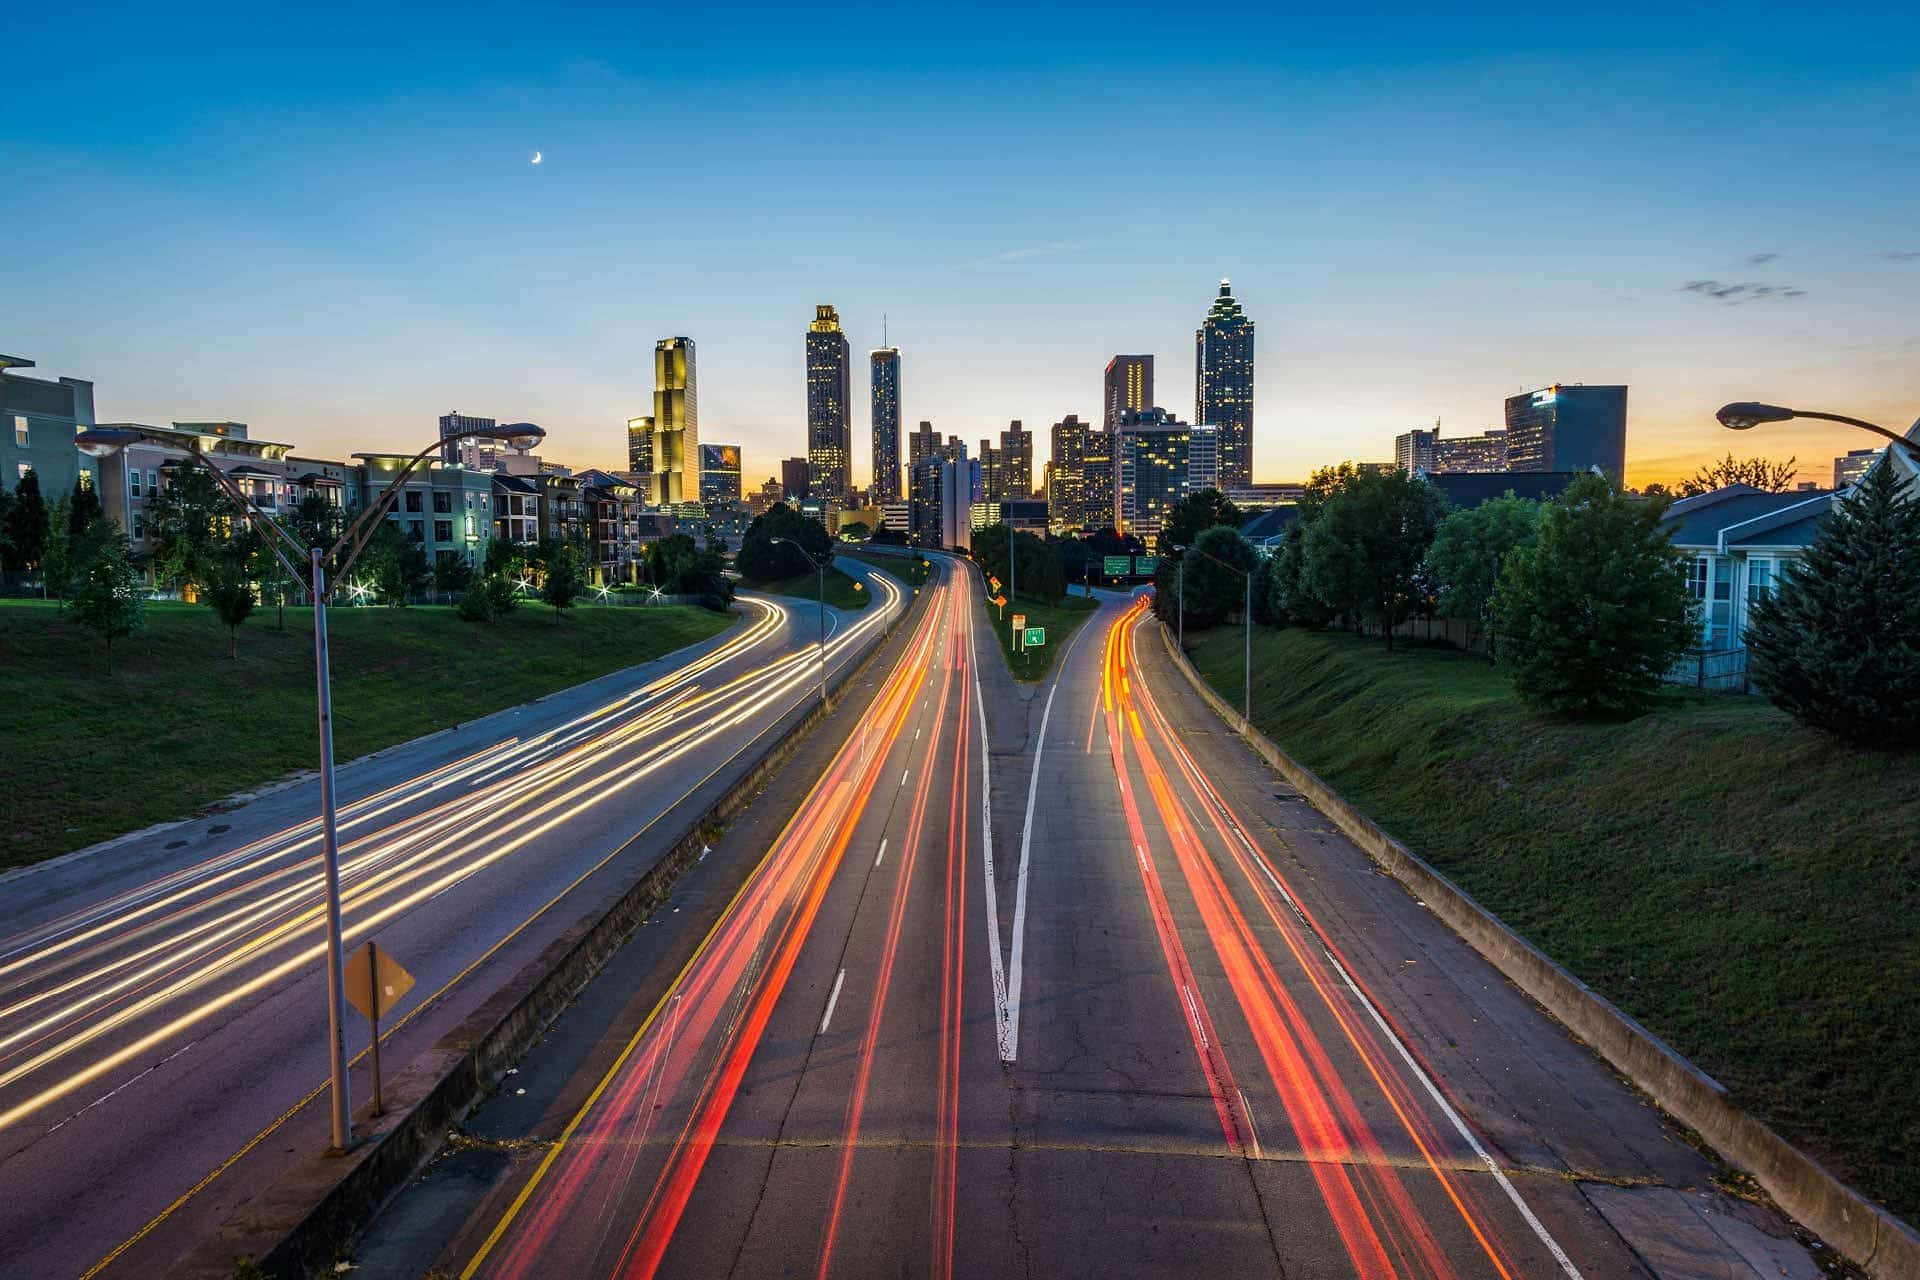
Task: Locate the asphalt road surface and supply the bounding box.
[0,561,904,1280]
[357,565,1823,1279]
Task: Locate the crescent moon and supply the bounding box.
[530,150,543,165]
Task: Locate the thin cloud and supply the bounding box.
[972,240,1091,266]
[1680,279,1807,304]
[1886,250,1920,262]
[1747,252,1779,266]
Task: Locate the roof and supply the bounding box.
[1239,505,1300,543]
[493,473,540,495]
[1421,470,1587,508]
[1661,485,1836,552]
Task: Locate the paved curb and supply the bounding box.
[166,579,924,1280]
[1155,620,1920,1280]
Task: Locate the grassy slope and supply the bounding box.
[0,599,732,868]
[1188,626,1920,1223]
[748,564,871,611]
[982,590,1099,682]
[846,550,930,590]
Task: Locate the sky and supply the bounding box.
[7,2,1918,490]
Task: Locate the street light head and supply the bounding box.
[770,536,790,546]
[1716,402,1796,431]
[73,427,146,458]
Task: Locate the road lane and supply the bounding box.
[0,564,904,1280]
[367,571,1820,1280]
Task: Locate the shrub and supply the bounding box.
[457,586,495,622]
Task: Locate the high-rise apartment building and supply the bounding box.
[626,415,653,481]
[1048,414,1091,528]
[1834,448,1882,489]
[1394,425,1439,474]
[1504,384,1627,477]
[642,337,699,506]
[806,305,852,500]
[781,456,811,503]
[1103,355,1154,432]
[1195,279,1255,490]
[1115,408,1192,544]
[1433,428,1507,473]
[440,410,497,469]
[998,420,1032,499]
[870,346,902,503]
[1188,423,1221,492]
[978,438,1002,502]
[1082,421,1116,531]
[699,443,742,505]
[907,420,941,472]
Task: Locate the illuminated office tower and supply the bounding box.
[806,305,852,500]
[997,420,1032,499]
[626,415,653,483]
[1103,354,1153,432]
[1048,414,1090,528]
[699,443,742,505]
[1194,278,1255,490]
[1115,408,1192,545]
[640,337,698,505]
[1504,384,1627,477]
[870,346,901,503]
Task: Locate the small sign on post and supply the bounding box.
[1024,627,1046,647]
[344,940,415,1117]
[1012,614,1026,651]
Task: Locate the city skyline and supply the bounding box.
[6,6,1917,490]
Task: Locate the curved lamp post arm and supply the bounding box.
[1789,411,1920,461]
[1181,541,1252,580]
[1717,402,1920,463]
[324,437,455,591]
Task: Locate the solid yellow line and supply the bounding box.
[459,586,937,1278]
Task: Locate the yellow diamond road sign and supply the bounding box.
[344,941,416,1023]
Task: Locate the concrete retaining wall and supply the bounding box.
[171,580,926,1279]
[1156,621,1920,1280]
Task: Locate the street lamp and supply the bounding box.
[1167,540,1255,729]
[1716,402,1920,462]
[77,419,543,1153]
[770,537,829,707]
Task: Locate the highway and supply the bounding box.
[0,562,904,1280]
[372,564,1821,1279]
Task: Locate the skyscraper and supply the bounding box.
[699,443,742,505]
[781,456,811,503]
[1115,408,1192,545]
[1103,355,1154,432]
[870,346,902,503]
[998,420,1033,499]
[908,420,941,472]
[1394,424,1439,474]
[1504,384,1627,477]
[806,305,852,501]
[1195,278,1255,490]
[1081,419,1116,532]
[637,337,698,506]
[1048,414,1090,528]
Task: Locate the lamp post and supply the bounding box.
[1716,402,1920,463]
[77,420,543,1153]
[1170,540,1255,728]
[771,536,829,707]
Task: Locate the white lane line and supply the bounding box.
[915,727,921,741]
[874,838,888,868]
[1238,1088,1264,1160]
[1155,717,1584,1279]
[972,612,1010,1062]
[819,968,847,1035]
[1000,670,1060,1063]
[900,769,910,787]
[1182,984,1209,1049]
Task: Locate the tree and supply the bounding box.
[484,535,523,580]
[736,502,832,583]
[203,540,257,658]
[433,551,475,601]
[1301,469,1446,647]
[0,483,15,574]
[6,468,48,577]
[68,476,103,536]
[41,497,73,599]
[1745,461,1920,746]
[869,525,907,546]
[457,584,495,622]
[288,492,345,558]
[838,520,872,541]
[483,572,520,615]
[1679,452,1799,497]
[1426,493,1541,647]
[645,533,733,610]
[64,519,145,673]
[1491,474,1698,718]
[1159,489,1244,556]
[143,464,230,595]
[362,523,430,605]
[540,542,584,619]
[1161,526,1259,629]
[972,523,1065,604]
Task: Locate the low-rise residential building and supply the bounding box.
[354,453,494,567]
[492,474,541,546]
[1,354,95,499]
[577,468,647,584]
[94,422,296,561]
[1662,485,1837,652]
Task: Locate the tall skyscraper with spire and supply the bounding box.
[806,305,852,501]
[870,344,901,503]
[1195,278,1255,490]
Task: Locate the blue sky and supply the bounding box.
[7,3,1918,486]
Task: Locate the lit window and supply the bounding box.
[130,470,143,498]
[13,416,26,447]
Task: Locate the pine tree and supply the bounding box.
[1746,461,1920,747]
[69,476,104,536]
[7,468,48,576]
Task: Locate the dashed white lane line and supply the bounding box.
[874,838,888,868]
[819,968,847,1036]
[900,769,909,787]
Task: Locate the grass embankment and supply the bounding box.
[1186,625,1920,1224]
[749,565,871,611]
[0,599,733,869]
[847,550,930,589]
[982,592,1099,682]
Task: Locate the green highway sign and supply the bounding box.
[1103,555,1131,576]
[1134,556,1158,574]
[1023,627,1045,646]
